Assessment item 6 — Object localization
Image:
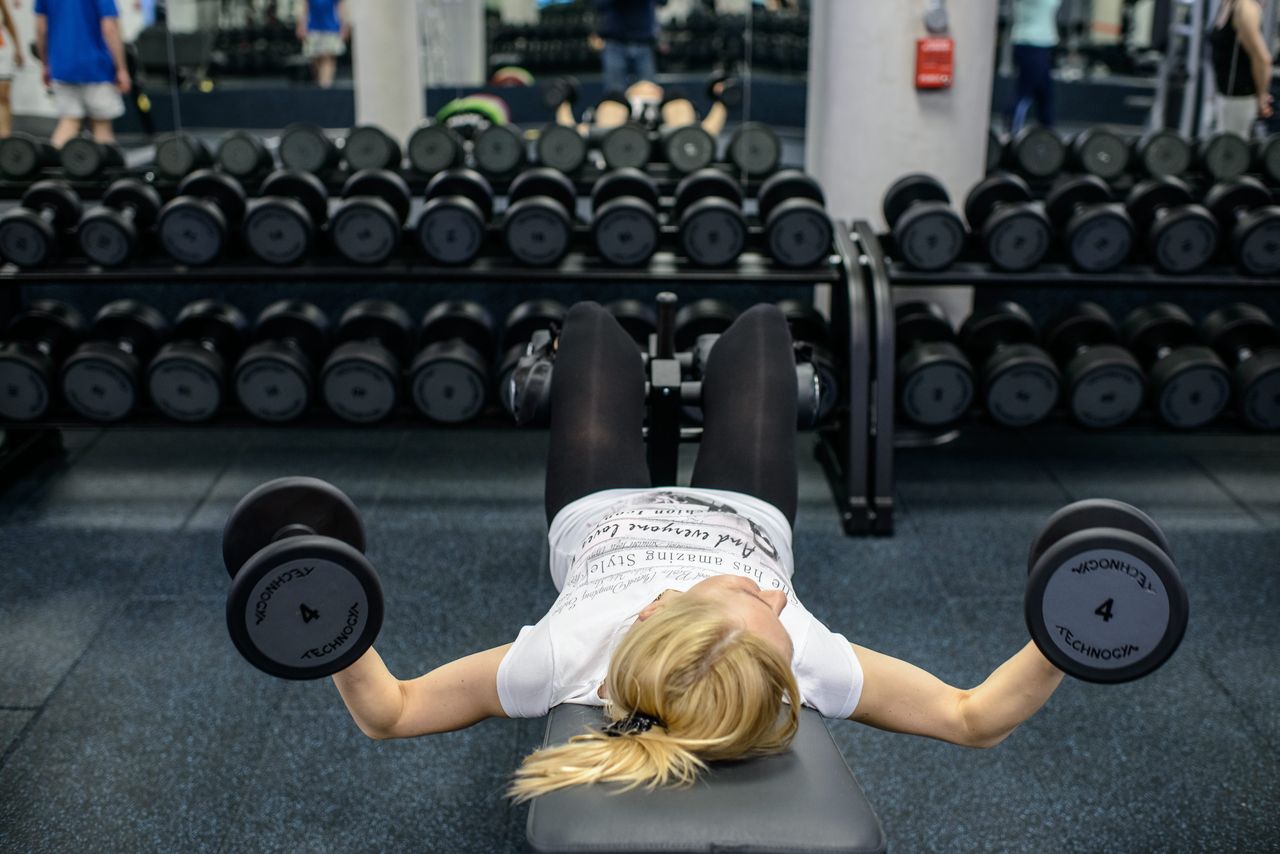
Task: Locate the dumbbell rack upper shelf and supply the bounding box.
[882,259,1280,290]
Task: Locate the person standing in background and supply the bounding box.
[594,0,666,95]
[1008,0,1063,134]
[0,0,25,138]
[296,0,348,89]
[36,0,130,148]
[1210,0,1275,136]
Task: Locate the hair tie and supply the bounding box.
[603,711,663,737]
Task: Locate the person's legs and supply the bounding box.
[1009,43,1036,134]
[84,83,124,143]
[314,54,337,88]
[1033,48,1056,129]
[629,43,656,87]
[0,81,12,138]
[50,84,86,147]
[88,118,114,143]
[51,117,82,147]
[544,302,651,525]
[601,40,628,94]
[690,304,798,527]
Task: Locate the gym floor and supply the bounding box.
[0,424,1276,852]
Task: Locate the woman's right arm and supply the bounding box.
[332,642,513,739]
[1236,0,1275,117]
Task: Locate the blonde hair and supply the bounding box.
[505,594,801,803]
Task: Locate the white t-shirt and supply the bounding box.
[497,487,864,720]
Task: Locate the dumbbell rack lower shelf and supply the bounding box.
[0,231,884,535]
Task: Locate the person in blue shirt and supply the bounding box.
[1008,0,1062,134]
[295,0,348,89]
[35,0,130,148]
[593,0,667,95]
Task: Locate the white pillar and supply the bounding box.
[351,0,427,142]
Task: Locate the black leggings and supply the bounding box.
[544,301,798,528]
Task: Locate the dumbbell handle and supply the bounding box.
[272,522,316,541]
[655,292,678,359]
[32,204,57,225]
[645,380,702,404]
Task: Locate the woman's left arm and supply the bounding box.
[1236,0,1275,116]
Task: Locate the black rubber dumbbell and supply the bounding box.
[474,122,528,178]
[216,130,275,181]
[1125,177,1219,274]
[0,181,82,268]
[674,168,747,267]
[1043,302,1146,429]
[157,170,249,266]
[661,116,716,176]
[0,132,58,181]
[1044,175,1135,273]
[154,132,213,181]
[406,122,466,175]
[882,174,967,272]
[894,301,975,429]
[344,125,403,172]
[1069,127,1131,183]
[60,136,125,179]
[1004,125,1066,180]
[234,300,332,422]
[409,299,496,424]
[1133,129,1193,178]
[321,300,414,424]
[1202,177,1280,276]
[963,172,1052,272]
[591,168,660,267]
[1197,131,1251,183]
[330,169,413,265]
[497,299,567,419]
[757,170,834,269]
[537,75,588,174]
[242,170,330,266]
[1122,303,1231,429]
[1200,303,1280,431]
[674,298,738,352]
[416,168,494,266]
[60,299,170,422]
[279,122,340,175]
[76,178,163,267]
[591,95,651,172]
[606,298,657,347]
[0,300,84,422]
[726,122,781,177]
[1254,134,1280,186]
[147,299,248,422]
[777,298,839,427]
[959,301,1061,428]
[503,167,577,267]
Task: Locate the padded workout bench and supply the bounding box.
[526,704,886,854]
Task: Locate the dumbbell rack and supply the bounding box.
[850,219,1280,535]
[0,229,885,536]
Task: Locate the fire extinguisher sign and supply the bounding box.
[915,37,954,90]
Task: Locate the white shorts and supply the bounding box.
[0,42,14,81]
[1216,95,1259,137]
[52,82,125,121]
[303,31,346,59]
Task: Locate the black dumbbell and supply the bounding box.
[894,301,975,429]
[1200,304,1280,431]
[503,167,577,267]
[662,118,716,176]
[415,168,494,266]
[1044,175,1135,273]
[986,127,1005,174]
[498,299,567,421]
[0,300,84,422]
[474,122,527,178]
[1004,125,1066,180]
[154,132,213,181]
[76,178,163,267]
[344,125,403,172]
[1069,127,1131,182]
[0,180,82,268]
[1122,303,1231,429]
[0,132,58,181]
[234,300,331,422]
[60,136,124,179]
[1133,129,1193,178]
[590,168,660,267]
[330,169,413,265]
[1197,131,1251,183]
[726,122,781,177]
[157,170,249,266]
[590,95,651,172]
[321,300,414,424]
[1202,177,1280,276]
[1125,177,1219,274]
[606,298,657,347]
[777,298,839,427]
[279,122,340,174]
[406,122,466,175]
[222,476,383,680]
[1254,134,1280,185]
[147,300,248,422]
[963,173,1052,272]
[674,298,738,352]
[673,168,747,267]
[959,302,1061,428]
[409,299,496,424]
[882,174,967,272]
[60,299,170,422]
[242,170,330,266]
[1043,302,1146,429]
[216,130,275,180]
[757,170,833,269]
[537,122,589,175]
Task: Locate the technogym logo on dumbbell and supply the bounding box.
[1051,625,1141,662]
[1067,555,1156,593]
[251,563,317,626]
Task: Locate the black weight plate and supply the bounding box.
[606,299,657,346]
[261,170,330,225]
[509,166,576,214]
[883,173,950,229]
[679,198,747,267]
[964,172,1032,228]
[675,300,738,351]
[1064,207,1134,273]
[983,206,1052,271]
[727,122,781,176]
[279,123,337,173]
[0,210,56,267]
[1237,352,1280,430]
[409,340,489,423]
[1233,208,1280,276]
[155,134,209,179]
[897,341,974,428]
[148,345,225,422]
[1150,346,1231,428]
[504,197,572,267]
[894,203,966,271]
[1009,126,1066,178]
[345,125,401,171]
[0,347,52,420]
[158,199,226,266]
[982,347,1060,427]
[1044,175,1111,227]
[0,134,47,179]
[1256,135,1280,185]
[1147,208,1218,274]
[321,349,400,423]
[1065,346,1145,429]
[426,168,494,218]
[765,199,833,268]
[1137,130,1192,177]
[474,124,526,176]
[536,124,588,174]
[593,197,659,267]
[665,125,715,174]
[217,131,271,178]
[243,198,314,266]
[60,137,109,178]
[178,170,248,223]
[592,167,659,211]
[330,198,402,265]
[78,209,136,267]
[758,169,825,222]
[342,170,411,223]
[1073,127,1130,181]
[600,123,652,171]
[235,349,312,422]
[104,178,163,227]
[60,348,138,421]
[1029,498,1172,571]
[1200,132,1251,182]
[25,180,82,228]
[418,196,486,265]
[407,124,464,175]
[674,168,743,214]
